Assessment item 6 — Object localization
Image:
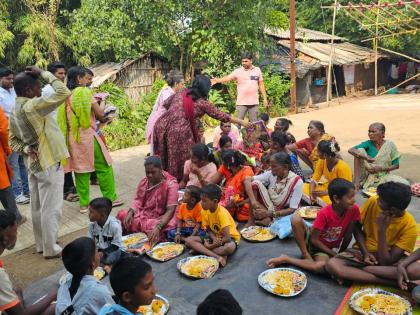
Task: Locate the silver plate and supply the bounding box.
[138,294,170,315]
[298,206,321,220]
[241,226,276,242]
[177,255,219,279]
[146,242,184,262]
[122,232,148,249]
[258,268,307,297]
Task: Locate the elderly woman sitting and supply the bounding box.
[348,122,408,190]
[243,152,304,227]
[116,156,179,245]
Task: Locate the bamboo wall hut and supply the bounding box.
[90,53,171,103]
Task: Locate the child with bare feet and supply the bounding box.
[167,185,206,243]
[267,178,360,274]
[326,182,417,286]
[185,184,240,267]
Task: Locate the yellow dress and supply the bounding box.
[303,159,353,205]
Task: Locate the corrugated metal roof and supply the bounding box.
[265,27,345,42]
[261,55,321,78]
[89,59,137,88]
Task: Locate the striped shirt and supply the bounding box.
[8,71,70,174]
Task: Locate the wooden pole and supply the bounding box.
[289,0,297,114]
[326,0,338,106]
[378,46,420,63]
[321,1,413,8]
[361,30,417,42]
[374,0,380,96]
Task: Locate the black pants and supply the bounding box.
[63,172,76,196]
[0,186,22,222]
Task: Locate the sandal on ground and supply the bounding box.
[64,193,79,202]
[112,199,124,207]
[79,207,88,214]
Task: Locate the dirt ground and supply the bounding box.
[4,93,420,289]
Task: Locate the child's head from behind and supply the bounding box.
[62,237,99,298]
[259,113,269,125]
[183,185,201,206]
[88,197,112,225]
[377,182,411,217]
[200,184,222,211]
[110,257,155,309]
[270,131,288,153]
[274,118,292,132]
[220,121,232,135]
[197,289,242,315]
[191,143,211,167]
[219,135,233,152]
[221,150,244,173]
[317,140,340,159]
[328,178,355,210]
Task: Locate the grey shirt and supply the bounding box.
[88,216,123,250]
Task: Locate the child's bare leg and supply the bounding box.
[267,255,328,274]
[185,236,226,266]
[213,241,236,257]
[326,257,395,286]
[362,266,398,280]
[407,262,420,281]
[353,157,362,190]
[291,213,311,259]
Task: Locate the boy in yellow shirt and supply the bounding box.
[326,182,417,286]
[186,184,240,267]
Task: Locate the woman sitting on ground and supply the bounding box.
[302,140,352,206]
[348,122,408,190]
[116,156,178,246]
[287,120,334,170]
[209,150,254,222]
[179,143,217,189]
[56,237,114,315]
[244,152,304,227]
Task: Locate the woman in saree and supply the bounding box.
[57,67,122,213]
[209,150,254,222]
[287,120,334,170]
[348,122,407,190]
[145,70,185,154]
[153,75,248,182]
[116,156,179,245]
[302,140,352,206]
[243,152,303,227]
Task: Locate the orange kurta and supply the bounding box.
[0,107,12,189]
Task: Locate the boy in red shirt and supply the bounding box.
[267,178,361,274]
[167,185,205,243]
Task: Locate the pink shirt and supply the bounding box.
[184,160,217,188]
[230,66,263,106]
[312,204,361,249]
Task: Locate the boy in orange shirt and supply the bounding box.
[167,185,205,243]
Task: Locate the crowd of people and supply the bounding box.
[0,51,418,315]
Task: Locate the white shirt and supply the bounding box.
[88,216,123,250]
[0,87,16,118]
[42,84,58,120]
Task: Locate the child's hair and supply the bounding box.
[0,210,17,229]
[219,135,232,149]
[144,155,162,168]
[271,152,292,168]
[259,113,269,124]
[271,131,288,148]
[221,150,244,168]
[110,256,152,301]
[276,118,293,131]
[328,178,355,201]
[89,197,112,216]
[185,185,201,202]
[377,182,411,211]
[197,289,242,315]
[201,184,222,202]
[317,140,340,157]
[192,143,213,163]
[220,121,230,127]
[62,237,96,299]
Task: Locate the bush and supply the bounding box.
[262,68,291,117]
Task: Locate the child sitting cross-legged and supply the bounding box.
[267,178,361,274]
[326,181,417,286]
[88,197,123,273]
[98,257,156,315]
[185,184,240,267]
[167,185,206,243]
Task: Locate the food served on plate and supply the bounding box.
[122,233,148,249]
[258,268,307,297]
[298,206,321,219]
[350,288,411,315]
[93,267,105,280]
[147,242,184,261]
[363,187,378,197]
[137,295,169,315]
[241,226,276,242]
[178,256,219,279]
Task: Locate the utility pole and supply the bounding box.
[290,0,297,114]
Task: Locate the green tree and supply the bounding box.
[0,2,14,60]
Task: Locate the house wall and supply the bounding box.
[114,55,171,103]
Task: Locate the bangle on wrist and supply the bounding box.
[157,222,164,230]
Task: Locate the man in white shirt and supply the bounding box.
[0,68,30,205]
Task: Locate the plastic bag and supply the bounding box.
[270,215,312,239]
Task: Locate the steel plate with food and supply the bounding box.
[137,294,169,315]
[122,232,148,249]
[298,206,321,220]
[177,255,219,279]
[241,226,276,242]
[349,288,412,315]
[59,266,105,285]
[146,242,184,262]
[258,268,307,297]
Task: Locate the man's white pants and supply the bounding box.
[29,164,63,257]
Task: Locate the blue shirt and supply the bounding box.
[98,304,137,315]
[55,274,114,315]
